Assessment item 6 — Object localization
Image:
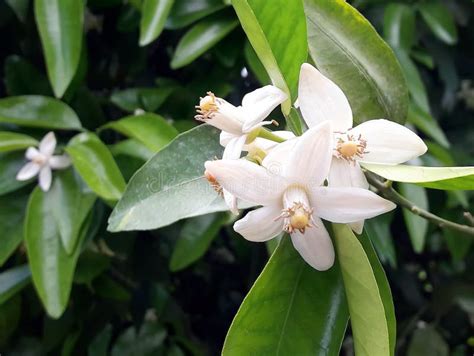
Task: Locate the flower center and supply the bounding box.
[204,169,223,195]
[335,132,368,162]
[195,92,218,121]
[32,154,47,166]
[277,186,314,234]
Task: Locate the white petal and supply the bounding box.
[39,166,52,191]
[222,135,247,160]
[245,130,295,154]
[205,99,244,135]
[223,189,238,215]
[49,155,71,169]
[220,131,239,147]
[310,187,396,223]
[233,205,284,242]
[283,121,333,187]
[290,217,335,271]
[16,162,40,181]
[25,147,40,160]
[351,119,427,164]
[350,221,364,235]
[298,63,353,132]
[328,158,369,189]
[241,85,287,132]
[39,132,57,157]
[204,159,287,206]
[261,137,298,172]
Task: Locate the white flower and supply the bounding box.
[204,121,396,271]
[298,63,427,234]
[16,132,71,192]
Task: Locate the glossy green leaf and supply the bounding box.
[408,105,449,148]
[361,163,474,190]
[110,87,176,113]
[139,0,175,46]
[170,16,238,69]
[0,95,81,129]
[407,325,449,356]
[232,0,307,112]
[222,236,348,355]
[165,0,226,29]
[304,0,408,124]
[25,187,91,318]
[102,113,178,152]
[365,214,397,268]
[0,192,28,266]
[332,224,391,356]
[170,212,227,272]
[0,151,30,196]
[0,265,31,305]
[110,139,154,161]
[383,3,415,50]
[243,41,270,85]
[0,132,37,153]
[418,2,458,45]
[66,133,126,202]
[34,0,84,97]
[4,55,52,96]
[399,182,428,253]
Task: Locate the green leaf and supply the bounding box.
[170,15,238,69]
[110,87,176,113]
[34,0,84,97]
[109,139,154,161]
[5,0,29,22]
[0,151,30,196]
[407,105,449,148]
[25,187,91,318]
[383,3,415,50]
[111,323,167,356]
[0,265,31,305]
[139,0,174,46]
[102,113,178,152]
[0,95,82,129]
[108,125,231,232]
[286,107,303,136]
[399,183,428,253]
[170,212,227,272]
[361,163,474,190]
[444,227,472,262]
[222,236,348,355]
[232,0,307,112]
[0,295,21,347]
[304,0,408,124]
[0,132,37,153]
[418,2,458,45]
[365,214,397,268]
[332,224,391,356]
[407,325,449,356]
[243,41,270,85]
[0,192,29,266]
[74,251,111,285]
[66,133,126,202]
[88,325,113,356]
[4,55,52,96]
[165,0,226,29]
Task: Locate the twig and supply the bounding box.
[365,171,474,237]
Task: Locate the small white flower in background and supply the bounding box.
[298,63,427,234]
[16,132,71,192]
[205,121,396,271]
[196,85,287,214]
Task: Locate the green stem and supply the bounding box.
[365,171,474,237]
[257,128,286,143]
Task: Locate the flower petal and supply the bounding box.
[261,137,298,174]
[223,189,238,215]
[283,121,333,187]
[328,158,369,189]
[233,205,284,242]
[25,147,40,160]
[290,217,335,271]
[298,63,353,131]
[241,85,287,132]
[351,119,427,164]
[222,135,247,160]
[49,155,71,169]
[349,221,364,235]
[205,159,287,206]
[16,162,40,181]
[244,130,295,153]
[220,131,239,147]
[39,166,52,191]
[39,132,57,157]
[310,186,396,223]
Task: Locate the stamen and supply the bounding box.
[335,132,368,163]
[195,92,218,122]
[204,169,223,196]
[276,202,314,234]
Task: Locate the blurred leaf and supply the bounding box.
[102,113,178,152]
[0,265,31,305]
[110,139,154,161]
[399,183,429,253]
[0,151,30,196]
[361,163,474,190]
[243,41,270,85]
[5,0,29,22]
[410,49,434,69]
[25,186,91,318]
[35,0,84,97]
[332,224,391,356]
[74,251,111,285]
[93,275,131,301]
[111,323,166,356]
[61,329,81,356]
[170,15,238,69]
[383,3,415,50]
[110,87,176,113]
[0,295,21,347]
[233,0,307,112]
[4,55,52,96]
[418,2,458,45]
[407,325,449,356]
[165,0,226,29]
[0,192,28,266]
[443,228,472,262]
[66,133,126,201]
[0,95,82,129]
[365,214,397,268]
[108,125,236,232]
[407,105,450,148]
[88,324,113,356]
[222,236,348,355]
[170,212,227,271]
[305,0,408,124]
[139,0,174,46]
[0,132,37,153]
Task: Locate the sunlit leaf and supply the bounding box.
[0,132,37,153]
[139,0,175,46]
[165,0,226,29]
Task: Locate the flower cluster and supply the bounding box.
[197,63,427,271]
